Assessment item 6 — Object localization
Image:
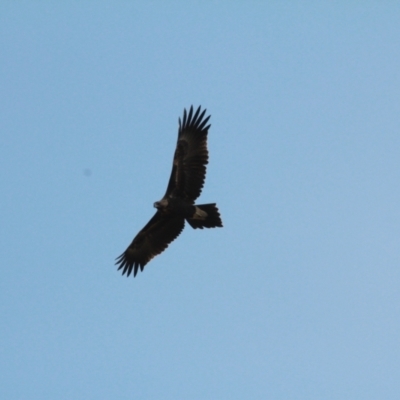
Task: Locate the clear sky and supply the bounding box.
[1,2,400,399]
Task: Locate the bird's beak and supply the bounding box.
[153,202,159,209]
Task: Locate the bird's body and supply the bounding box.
[116,106,222,277]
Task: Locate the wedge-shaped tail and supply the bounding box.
[186,203,223,229]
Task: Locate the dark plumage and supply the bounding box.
[116,106,223,277]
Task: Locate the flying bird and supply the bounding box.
[116,106,223,277]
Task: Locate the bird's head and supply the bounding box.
[154,198,168,210]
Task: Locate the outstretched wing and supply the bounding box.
[115,212,185,277]
[164,106,211,203]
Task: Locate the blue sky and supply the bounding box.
[1,2,400,399]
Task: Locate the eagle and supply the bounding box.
[115,106,223,277]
